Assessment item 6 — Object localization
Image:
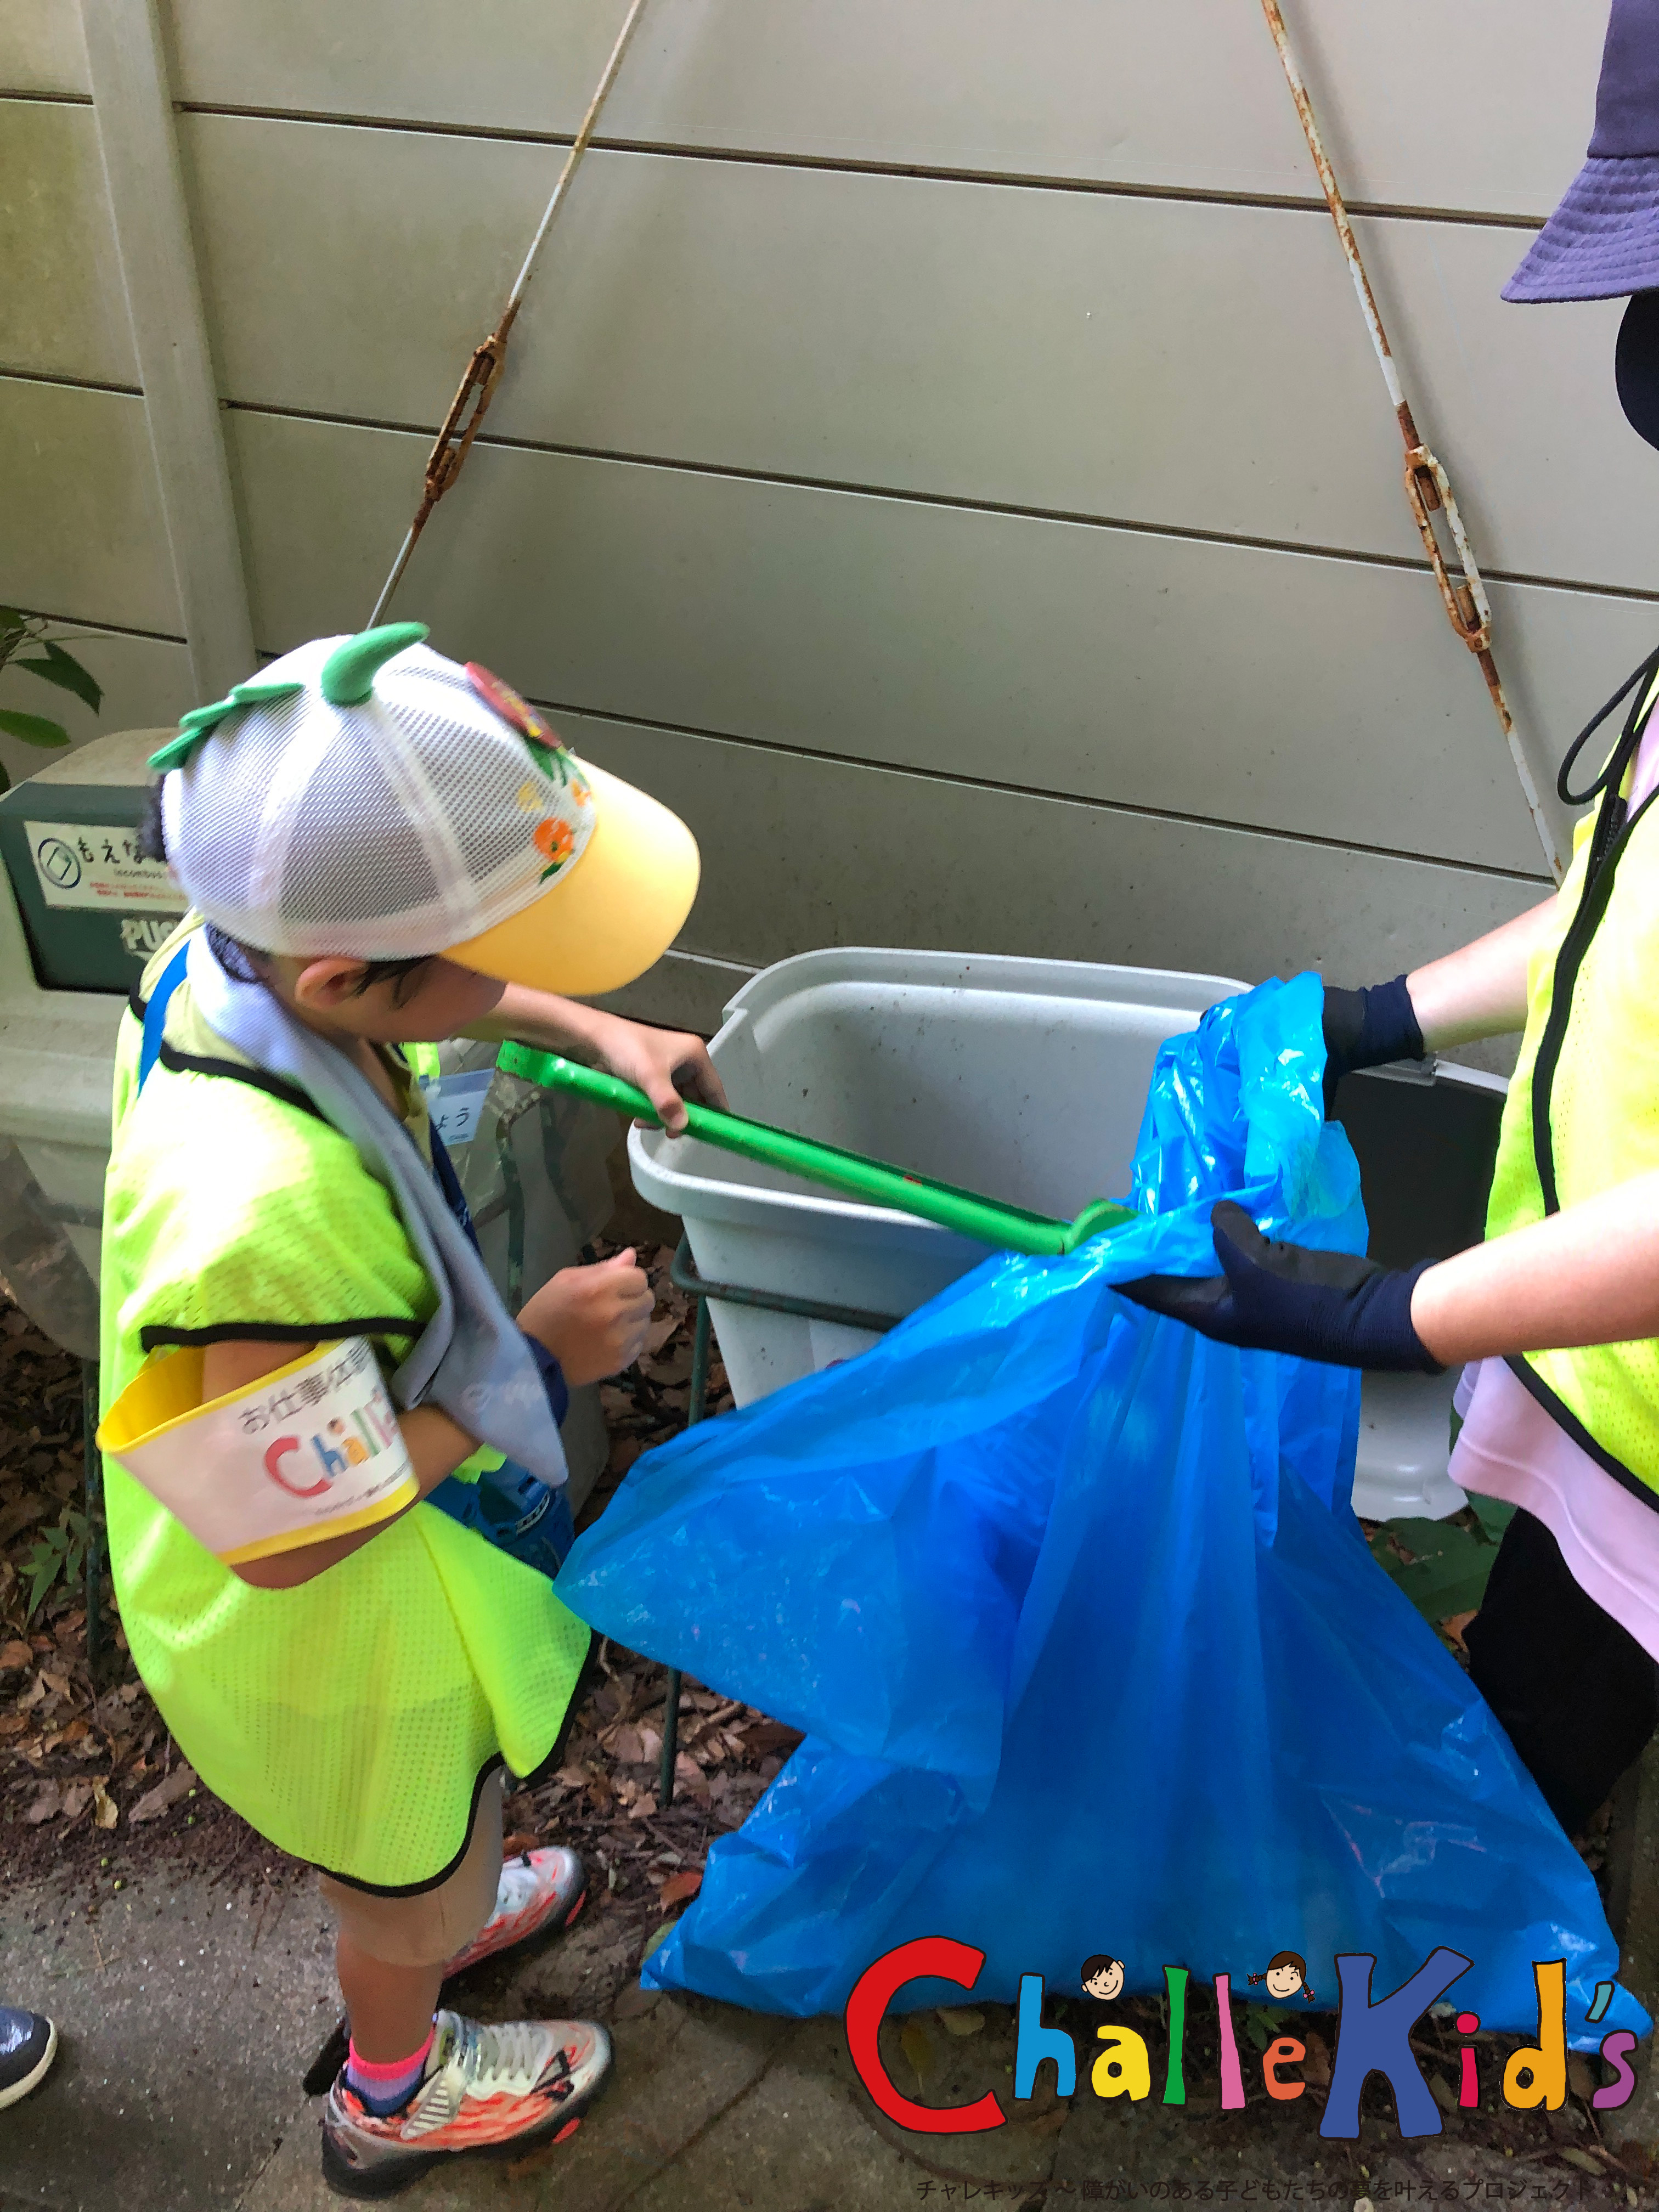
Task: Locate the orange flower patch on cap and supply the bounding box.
[533,816,577,880]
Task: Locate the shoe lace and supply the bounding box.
[449,2016,571,2098]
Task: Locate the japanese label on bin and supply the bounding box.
[24,820,183,913]
[418,1068,494,1150]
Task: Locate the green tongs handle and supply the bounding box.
[495,1041,1135,1257]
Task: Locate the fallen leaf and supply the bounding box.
[607,1724,646,1765]
[129,1763,197,1823]
[1568,2053,1596,2103]
[900,2018,934,2085]
[673,1752,710,1801]
[1559,2149,1603,2177]
[0,1640,31,1671]
[60,1780,92,1823]
[92,1780,118,1831]
[740,1719,803,1757]
[1440,1609,1479,1653]
[626,1791,658,1821]
[40,1671,71,1702]
[1301,2030,1331,2088]
[936,2007,985,2038]
[640,1314,678,1360]
[25,1781,62,1824]
[640,1921,675,1962]
[658,1869,703,1909]
[502,1830,540,1858]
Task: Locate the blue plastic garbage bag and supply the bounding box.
[557,975,1646,2044]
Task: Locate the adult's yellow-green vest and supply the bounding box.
[100,921,591,1891]
[1485,706,1659,1508]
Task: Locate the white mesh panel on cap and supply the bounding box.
[279,728,443,930]
[163,632,598,957]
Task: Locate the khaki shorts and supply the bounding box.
[318,1768,504,1970]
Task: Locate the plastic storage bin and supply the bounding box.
[630,947,1508,1523]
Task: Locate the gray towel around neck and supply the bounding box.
[185,929,567,1486]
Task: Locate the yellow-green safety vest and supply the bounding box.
[100,919,591,1891]
[1485,667,1659,1506]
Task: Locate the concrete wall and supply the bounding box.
[4,0,1652,1030]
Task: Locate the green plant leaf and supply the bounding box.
[0,707,71,748]
[1240,2005,1281,2052]
[1369,1516,1498,1623]
[15,641,101,712]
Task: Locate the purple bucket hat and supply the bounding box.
[1505,0,1659,303]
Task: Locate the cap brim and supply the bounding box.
[446,758,699,997]
[1504,155,1659,302]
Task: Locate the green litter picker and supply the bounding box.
[495,1041,1137,1257]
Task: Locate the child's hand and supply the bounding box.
[518,1250,654,1386]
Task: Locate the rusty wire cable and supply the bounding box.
[1259,0,1565,881]
[366,0,652,628]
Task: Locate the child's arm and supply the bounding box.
[1411,1171,1659,1367]
[202,1256,652,1589]
[1404,894,1560,1052]
[1125,1172,1659,1376]
[201,1338,479,1591]
[462,985,727,1133]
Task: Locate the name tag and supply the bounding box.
[99,1338,419,1566]
[418,1068,494,1150]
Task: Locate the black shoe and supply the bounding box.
[0,2007,57,2109]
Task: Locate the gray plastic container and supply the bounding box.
[629,946,1506,1523]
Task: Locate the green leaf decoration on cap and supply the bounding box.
[319,622,429,707]
[147,678,307,772]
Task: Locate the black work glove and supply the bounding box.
[1321,974,1425,1113]
[1119,1201,1443,1374]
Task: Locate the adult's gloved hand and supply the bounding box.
[1119,1200,1443,1374]
[1320,974,1425,1113]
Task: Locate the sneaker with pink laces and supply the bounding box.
[445,1846,586,1977]
[321,2009,610,2198]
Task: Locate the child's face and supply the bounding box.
[1084,1961,1124,2002]
[1264,1963,1302,2000]
[282,954,506,1043]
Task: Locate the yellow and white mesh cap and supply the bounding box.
[152,623,699,996]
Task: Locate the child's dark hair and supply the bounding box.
[1247,1951,1315,2004]
[1080,1955,1123,1989]
[139,779,431,1001]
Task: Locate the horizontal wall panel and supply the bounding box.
[165,0,1596,219]
[557,712,1548,1026]
[0,0,89,96]
[228,408,1581,875]
[0,630,192,791]
[184,117,1658,595]
[0,101,137,383]
[0,381,180,634]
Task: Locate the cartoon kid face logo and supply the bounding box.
[1249,1951,1314,2005]
[1080,1955,1125,2002]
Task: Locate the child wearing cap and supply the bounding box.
[1126,0,1659,1849]
[97,622,715,2196]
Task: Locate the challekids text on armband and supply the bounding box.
[98,1336,419,1566]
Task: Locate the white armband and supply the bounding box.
[99,1336,419,1566]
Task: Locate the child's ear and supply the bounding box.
[292,956,370,1011]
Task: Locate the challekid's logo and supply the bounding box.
[843,1939,1639,2140]
[233,1342,402,1499]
